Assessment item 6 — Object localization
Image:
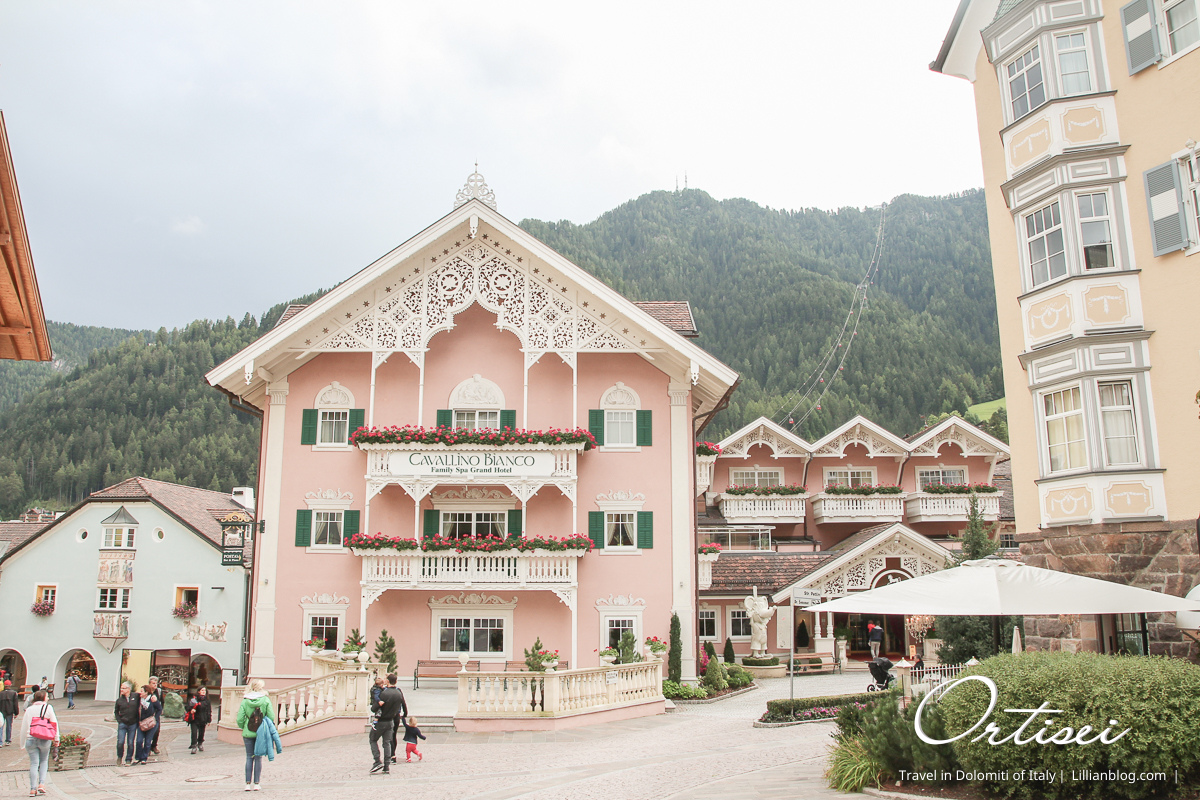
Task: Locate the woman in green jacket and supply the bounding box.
[235,680,275,791]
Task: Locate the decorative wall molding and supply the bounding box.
[813,424,907,458]
[300,591,350,607]
[449,374,504,409]
[315,381,355,408]
[600,381,640,409]
[454,170,497,211]
[305,489,354,502]
[595,491,646,511]
[594,593,646,609]
[433,488,511,502]
[428,593,518,610]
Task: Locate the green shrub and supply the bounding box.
[702,656,728,692]
[723,637,736,663]
[703,640,717,662]
[668,613,682,683]
[825,737,884,793]
[616,629,642,665]
[742,656,780,667]
[939,652,1200,799]
[764,691,889,723]
[162,691,185,719]
[857,690,958,784]
[725,664,754,689]
[662,680,709,700]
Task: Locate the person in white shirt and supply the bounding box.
[21,690,59,797]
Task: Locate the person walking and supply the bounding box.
[401,717,425,762]
[146,676,162,756]
[133,684,161,764]
[0,680,18,747]
[112,682,139,765]
[186,687,212,753]
[23,685,41,712]
[21,690,58,797]
[64,673,80,710]
[369,673,406,775]
[868,622,884,659]
[236,679,277,791]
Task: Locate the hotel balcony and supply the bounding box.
[810,493,905,525]
[715,494,807,524]
[353,548,585,593]
[904,493,1001,524]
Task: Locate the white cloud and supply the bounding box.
[169,215,206,236]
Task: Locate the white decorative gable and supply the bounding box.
[812,417,908,458]
[908,417,1009,458]
[718,418,812,459]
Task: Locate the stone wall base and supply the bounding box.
[1017,518,1199,661]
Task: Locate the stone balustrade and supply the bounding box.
[457,658,664,720]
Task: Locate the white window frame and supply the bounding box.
[1175,145,1200,254]
[595,491,646,555]
[604,617,638,650]
[823,467,877,488]
[312,510,345,549]
[1025,200,1068,287]
[313,381,355,451]
[317,409,350,447]
[728,608,752,640]
[1006,43,1047,122]
[916,467,969,490]
[595,598,645,653]
[698,606,719,641]
[1041,384,1089,475]
[98,587,131,611]
[304,490,354,554]
[441,510,507,539]
[301,592,350,661]
[429,596,516,661]
[453,409,500,431]
[1054,30,1094,96]
[35,584,57,605]
[603,511,638,550]
[1075,189,1119,272]
[729,468,782,488]
[103,527,136,549]
[599,382,642,452]
[1161,0,1200,60]
[1097,379,1142,467]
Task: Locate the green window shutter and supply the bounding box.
[588,409,605,447]
[436,409,453,428]
[347,409,365,443]
[300,409,318,445]
[636,511,654,549]
[507,509,523,537]
[423,509,441,537]
[342,509,360,542]
[295,509,312,547]
[636,409,653,447]
[500,409,517,430]
[1121,0,1161,74]
[588,511,605,550]
[1144,161,1189,256]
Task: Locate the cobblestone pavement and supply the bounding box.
[3,677,865,799]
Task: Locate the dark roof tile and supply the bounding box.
[633,301,698,337]
[704,552,830,595]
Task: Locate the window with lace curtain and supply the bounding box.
[1098,381,1140,466]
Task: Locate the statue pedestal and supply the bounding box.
[740,661,786,679]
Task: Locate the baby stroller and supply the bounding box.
[866,657,895,692]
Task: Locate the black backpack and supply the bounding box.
[247,706,264,733]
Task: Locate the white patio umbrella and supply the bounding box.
[1011,624,1023,654]
[805,559,1200,616]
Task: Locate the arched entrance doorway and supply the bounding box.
[55,649,98,702]
[0,649,27,691]
[189,654,222,693]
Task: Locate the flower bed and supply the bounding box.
[822,484,903,495]
[347,532,594,553]
[351,424,597,449]
[761,690,889,723]
[724,484,806,496]
[695,441,723,456]
[922,482,999,494]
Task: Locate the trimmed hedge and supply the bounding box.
[938,652,1200,799]
[763,690,890,723]
[725,664,754,689]
[743,656,780,666]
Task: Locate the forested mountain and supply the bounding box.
[0,189,1000,517]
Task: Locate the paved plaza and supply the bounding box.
[2,674,869,799]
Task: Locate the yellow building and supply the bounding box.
[933,0,1200,656]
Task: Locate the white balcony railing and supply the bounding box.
[904,493,1001,523]
[810,493,905,524]
[353,549,585,590]
[717,494,807,523]
[458,658,664,719]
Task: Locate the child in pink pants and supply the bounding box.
[401,717,425,761]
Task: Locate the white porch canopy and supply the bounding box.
[804,559,1200,616]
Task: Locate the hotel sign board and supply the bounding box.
[385,450,557,479]
[792,588,821,608]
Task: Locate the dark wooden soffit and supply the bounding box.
[0,111,51,362]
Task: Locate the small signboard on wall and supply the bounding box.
[792,588,821,608]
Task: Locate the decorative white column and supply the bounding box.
[668,381,698,682]
[250,380,288,677]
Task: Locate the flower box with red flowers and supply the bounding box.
[351,424,598,450]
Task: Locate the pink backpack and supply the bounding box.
[29,704,57,740]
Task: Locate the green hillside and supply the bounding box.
[0,188,1001,517]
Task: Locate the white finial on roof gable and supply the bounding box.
[454,164,497,211]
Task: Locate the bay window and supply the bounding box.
[1077,192,1115,270]
[1026,202,1067,286]
[1165,0,1200,55]
[1055,32,1092,95]
[1007,44,1046,120]
[1098,381,1140,466]
[1043,386,1087,473]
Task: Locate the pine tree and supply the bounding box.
[373,629,397,671]
[617,629,641,664]
[668,613,682,683]
[523,636,546,671]
[954,495,999,565]
[723,637,736,663]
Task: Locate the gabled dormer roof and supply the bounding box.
[930,0,1002,81]
[717,417,813,458]
[206,197,738,416]
[907,415,1010,458]
[810,415,910,458]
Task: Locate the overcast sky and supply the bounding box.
[1,1,980,330]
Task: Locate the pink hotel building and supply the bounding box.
[206,175,1009,687]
